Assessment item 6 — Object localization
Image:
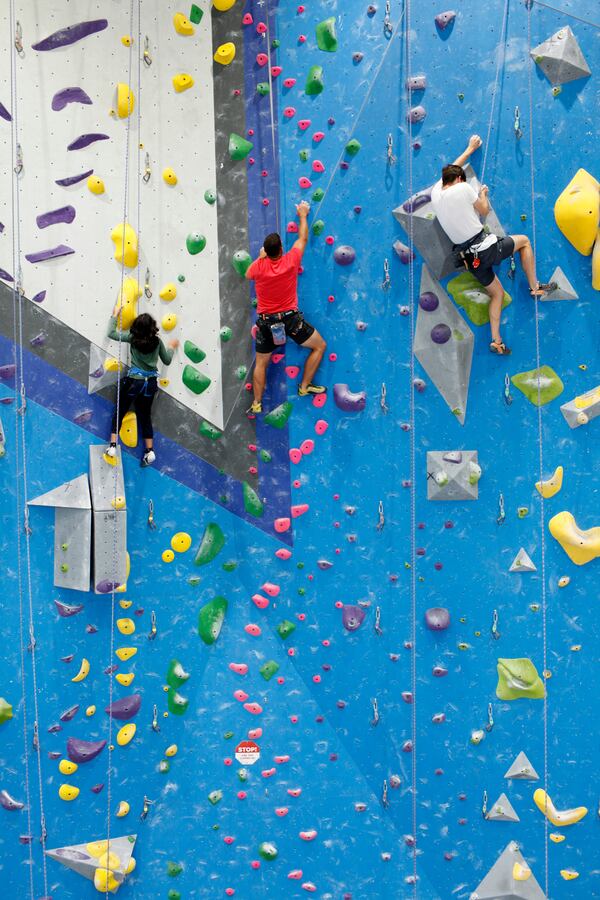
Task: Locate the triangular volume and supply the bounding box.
[486,792,520,822]
[470,841,547,899]
[504,751,539,781]
[509,548,536,573]
[29,473,90,509]
[542,267,578,301]
[530,26,591,85]
[46,834,137,884]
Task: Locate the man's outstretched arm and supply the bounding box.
[292,201,310,255]
[453,133,482,168]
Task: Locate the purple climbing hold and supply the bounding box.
[0,101,11,122]
[435,10,456,29]
[66,736,107,764]
[430,323,451,344]
[36,206,76,229]
[425,607,450,630]
[433,665,448,677]
[59,705,80,722]
[0,268,13,283]
[31,290,46,303]
[51,87,93,112]
[419,291,439,312]
[367,5,377,15]
[0,365,17,380]
[105,694,141,720]
[333,383,367,413]
[317,559,333,570]
[55,169,94,187]
[352,52,364,63]
[48,750,62,759]
[0,790,24,811]
[47,723,62,734]
[67,133,109,151]
[333,245,356,266]
[95,579,122,594]
[25,245,75,264]
[393,240,415,264]
[90,783,104,794]
[32,19,108,51]
[86,624,97,634]
[30,332,47,347]
[406,75,427,91]
[73,409,93,424]
[402,190,431,213]
[104,665,118,675]
[342,604,366,631]
[407,105,426,124]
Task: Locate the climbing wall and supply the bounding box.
[1,1,599,899]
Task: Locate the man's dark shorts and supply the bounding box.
[255,309,315,354]
[454,236,515,288]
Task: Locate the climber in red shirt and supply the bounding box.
[245,200,326,416]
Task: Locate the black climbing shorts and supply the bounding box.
[455,236,516,288]
[255,309,315,354]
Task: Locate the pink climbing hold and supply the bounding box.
[224,836,235,845]
[290,448,302,464]
[256,53,268,66]
[262,768,276,778]
[285,365,300,378]
[229,662,249,675]
[315,419,328,435]
[293,479,301,488]
[283,106,296,118]
[299,176,312,189]
[298,34,306,43]
[328,295,335,303]
[250,860,260,869]
[329,352,337,362]
[302,884,317,893]
[275,755,290,764]
[313,131,324,142]
[297,4,306,12]
[262,582,280,597]
[248,466,258,475]
[274,518,291,533]
[313,393,327,408]
[251,594,270,609]
[313,674,321,683]
[276,807,289,817]
[245,623,262,636]
[248,728,262,739]
[287,222,299,233]
[300,439,314,455]
[435,9,456,29]
[325,235,335,245]
[272,352,284,363]
[276,548,292,560]
[291,504,309,518]
[312,160,325,173]
[243,702,263,715]
[283,78,297,88]
[248,443,257,452]
[288,870,303,879]
[298,119,311,130]
[271,66,282,77]
[256,22,267,34]
[238,790,247,799]
[262,198,270,206]
[287,787,302,797]
[243,12,253,24]
[234,690,249,702]
[225,888,235,896]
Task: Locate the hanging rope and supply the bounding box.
[9,3,49,896]
[526,4,550,895]
[480,0,510,185]
[529,0,600,29]
[264,0,280,237]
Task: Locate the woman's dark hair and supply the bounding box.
[442,164,467,186]
[130,313,159,354]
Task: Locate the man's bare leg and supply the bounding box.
[486,276,507,348]
[252,352,272,406]
[299,330,327,392]
[511,234,544,294]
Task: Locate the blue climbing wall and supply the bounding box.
[1,1,599,898]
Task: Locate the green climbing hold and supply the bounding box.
[243,482,263,518]
[184,340,206,363]
[167,689,189,716]
[496,658,545,700]
[299,149,310,162]
[297,587,306,596]
[199,420,222,440]
[345,138,361,156]
[511,365,564,407]
[186,232,206,255]
[182,364,211,395]
[276,619,296,640]
[208,789,223,806]
[61,542,68,552]
[312,219,325,236]
[195,522,225,567]
[447,272,512,326]
[0,697,13,725]
[220,326,232,342]
[259,449,272,463]
[223,731,234,740]
[168,891,181,900]
[232,249,252,277]
[238,768,248,782]
[166,659,190,689]
[316,16,338,52]
[177,274,185,282]
[260,660,280,681]
[256,82,270,96]
[188,576,201,586]
[189,4,203,24]
[235,365,247,380]
[258,841,278,861]
[198,595,228,644]
[312,188,325,202]
[60,563,69,573]
[264,401,292,429]
[271,39,280,49]
[229,133,253,161]
[222,560,237,572]
[158,759,170,773]
[305,65,324,96]
[167,861,183,878]
[204,189,216,204]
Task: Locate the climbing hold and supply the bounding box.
[32,19,108,51]
[190,4,204,23]
[548,511,600,565]
[119,411,137,448]
[186,232,206,254]
[116,83,134,118]
[509,548,536,573]
[220,326,232,342]
[243,482,264,518]
[504,751,539,781]
[198,596,228,644]
[561,384,600,428]
[345,139,361,157]
[554,169,599,256]
[264,401,293,429]
[116,723,136,746]
[435,10,456,29]
[260,661,280,681]
[166,660,190,688]
[447,272,512,325]
[183,341,206,363]
[167,689,189,715]
[113,277,142,330]
[258,842,278,861]
[316,17,338,52]
[171,532,192,553]
[407,106,426,123]
[59,784,80,802]
[424,607,450,630]
[59,759,78,775]
[560,870,580,881]
[71,657,90,682]
[533,789,587,826]
[333,384,366,412]
[305,65,324,96]
[162,549,175,563]
[162,313,178,332]
[229,133,253,161]
[513,862,532,881]
[163,168,178,185]
[213,0,237,10]
[496,658,545,700]
[531,27,590,85]
[343,605,366,631]
[486,792,520,822]
[173,12,195,35]
[276,620,296,640]
[214,42,236,65]
[115,647,137,661]
[182,365,211,395]
[159,283,177,301]
[511,366,564,407]
[333,245,356,265]
[406,75,427,91]
[67,737,107,763]
[195,522,225,566]
[105,695,141,720]
[121,35,133,46]
[111,222,138,269]
[87,175,105,194]
[116,800,130,817]
[116,618,135,635]
[199,420,222,440]
[172,73,194,93]
[0,697,13,725]
[535,465,563,498]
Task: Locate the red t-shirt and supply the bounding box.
[247,247,302,314]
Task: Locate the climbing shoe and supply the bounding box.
[105,442,117,457]
[247,400,262,416]
[489,340,511,356]
[530,282,557,297]
[298,383,326,397]
[141,449,156,468]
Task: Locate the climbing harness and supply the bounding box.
[382,258,391,290]
[513,105,523,140]
[496,492,506,525]
[147,499,156,528]
[380,383,389,414]
[371,698,380,726]
[503,373,513,406]
[491,609,500,640]
[148,610,157,640]
[386,132,396,166]
[374,606,382,636]
[376,500,385,531]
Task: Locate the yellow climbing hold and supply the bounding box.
[512,862,531,881]
[121,35,133,46]
[86,705,96,716]
[124,857,136,875]
[162,313,177,332]
[111,495,126,511]
[560,870,579,881]
[113,277,142,331]
[162,168,178,186]
[162,549,175,563]
[165,744,178,757]
[558,575,570,588]
[119,599,132,609]
[159,283,177,301]
[116,552,130,594]
[71,657,90,682]
[548,511,600,566]
[119,411,138,448]
[104,358,124,373]
[533,788,588,826]
[93,866,119,894]
[116,800,130,817]
[213,0,238,10]
[103,451,117,466]
[87,175,105,195]
[535,465,563,498]
[554,168,600,256]
[174,12,195,35]
[159,378,170,387]
[550,833,565,843]
[214,42,236,65]
[117,83,135,118]
[111,222,138,268]
[116,672,135,686]
[117,723,136,746]
[87,840,110,858]
[59,759,78,775]
[116,647,137,661]
[59,784,79,802]
[172,73,194,93]
[171,532,192,553]
[117,617,135,635]
[593,228,600,290]
[97,850,122,871]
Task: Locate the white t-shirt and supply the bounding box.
[431,179,482,245]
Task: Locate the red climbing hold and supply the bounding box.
[251,594,270,609]
[298,119,311,130]
[287,222,299,233]
[290,448,302,464]
[291,504,309,518]
[274,518,291,534]
[256,53,268,66]
[315,419,328,435]
[262,582,280,597]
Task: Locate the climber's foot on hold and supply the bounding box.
[105,442,117,458]
[247,400,262,418]
[298,383,326,397]
[530,282,556,297]
[490,339,511,356]
[141,449,156,468]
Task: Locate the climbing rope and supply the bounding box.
[526,4,550,895]
[480,0,510,185]
[9,3,49,897]
[403,0,418,893]
[264,0,281,236]
[529,0,600,30]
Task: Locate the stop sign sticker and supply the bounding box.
[235,740,260,765]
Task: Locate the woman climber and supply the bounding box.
[105,312,178,467]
